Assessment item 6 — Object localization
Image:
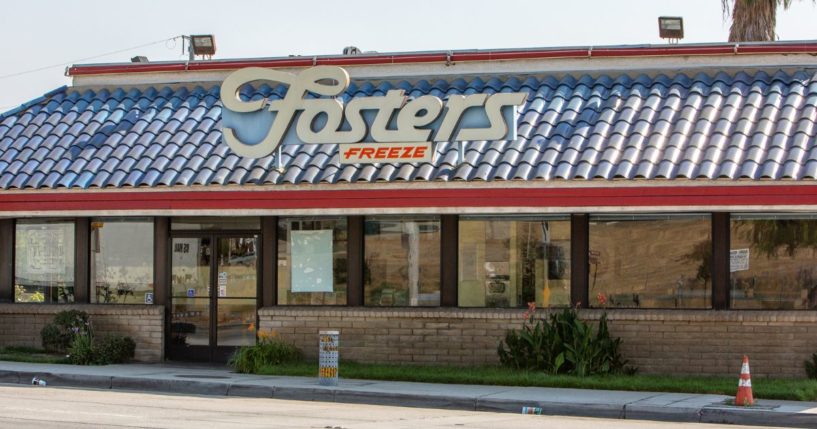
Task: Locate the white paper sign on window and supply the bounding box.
[24,229,68,276]
[730,248,750,272]
[291,230,333,293]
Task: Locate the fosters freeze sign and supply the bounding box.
[220,66,527,163]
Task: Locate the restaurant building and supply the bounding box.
[1,41,817,376]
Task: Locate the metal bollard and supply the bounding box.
[318,330,339,386]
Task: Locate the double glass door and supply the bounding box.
[169,235,258,362]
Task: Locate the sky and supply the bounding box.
[1,0,816,111]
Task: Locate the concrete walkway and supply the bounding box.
[1,361,815,428]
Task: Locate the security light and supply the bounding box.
[190,35,216,56]
[658,17,684,41]
[130,56,149,63]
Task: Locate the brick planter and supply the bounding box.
[259,307,817,378]
[0,304,164,362]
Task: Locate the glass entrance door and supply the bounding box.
[169,235,258,361]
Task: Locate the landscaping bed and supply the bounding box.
[255,361,817,402]
[0,346,68,364]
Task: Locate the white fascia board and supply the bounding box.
[71,53,817,90]
[8,204,817,218]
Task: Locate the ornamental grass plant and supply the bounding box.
[230,330,302,373]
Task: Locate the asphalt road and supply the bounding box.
[0,384,788,429]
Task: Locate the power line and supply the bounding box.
[0,35,182,81]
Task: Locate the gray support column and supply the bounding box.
[261,216,277,307]
[570,214,589,309]
[0,219,13,303]
[711,212,730,310]
[74,218,90,303]
[347,216,364,306]
[440,214,458,307]
[153,217,170,306]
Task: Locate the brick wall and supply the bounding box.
[258,307,817,378]
[0,304,164,362]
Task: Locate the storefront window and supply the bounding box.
[731,215,817,310]
[90,218,154,304]
[458,217,570,308]
[364,217,440,306]
[278,218,347,305]
[588,215,711,309]
[14,220,75,303]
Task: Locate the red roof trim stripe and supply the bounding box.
[590,46,735,57]
[66,43,817,76]
[2,185,817,211]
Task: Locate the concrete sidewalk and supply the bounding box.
[1,361,815,428]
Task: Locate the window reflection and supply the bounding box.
[171,299,209,346]
[216,299,256,346]
[171,217,260,230]
[91,218,154,304]
[364,217,440,306]
[589,215,711,309]
[216,236,257,298]
[731,216,817,310]
[216,237,257,346]
[14,221,75,303]
[458,218,570,308]
[171,237,211,298]
[278,218,347,305]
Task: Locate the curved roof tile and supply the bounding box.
[2,69,817,188]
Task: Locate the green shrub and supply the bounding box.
[42,310,135,365]
[40,324,67,354]
[230,338,302,373]
[68,333,136,365]
[68,333,96,365]
[41,310,90,353]
[806,353,817,379]
[497,306,632,376]
[95,334,136,364]
[53,310,90,331]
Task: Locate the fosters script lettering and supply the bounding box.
[220,66,527,158]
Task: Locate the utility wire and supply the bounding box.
[0,35,182,81]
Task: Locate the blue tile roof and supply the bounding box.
[1,69,816,190]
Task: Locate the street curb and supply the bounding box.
[623,404,702,423]
[111,376,231,396]
[0,370,22,384]
[475,398,625,419]
[272,385,336,402]
[42,373,113,389]
[4,369,815,428]
[334,391,476,410]
[226,383,274,398]
[699,407,816,428]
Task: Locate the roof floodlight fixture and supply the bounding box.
[658,17,684,44]
[184,34,216,60]
[130,56,149,63]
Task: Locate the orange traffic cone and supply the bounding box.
[735,355,754,406]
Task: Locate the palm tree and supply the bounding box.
[721,0,796,42]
